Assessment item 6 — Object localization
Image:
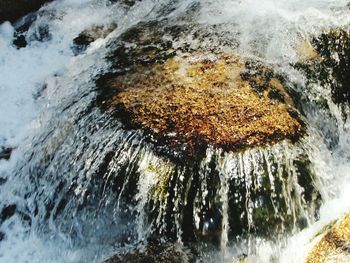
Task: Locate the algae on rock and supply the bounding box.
[105,53,303,159]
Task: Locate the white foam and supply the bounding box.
[1,0,350,262]
[199,0,350,62]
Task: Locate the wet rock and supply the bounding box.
[13,34,27,48]
[12,13,38,49]
[306,213,350,263]
[104,20,239,74]
[292,29,350,149]
[295,38,319,62]
[103,243,192,263]
[102,53,303,159]
[93,100,317,243]
[10,9,54,48]
[293,29,350,150]
[109,0,142,7]
[0,178,6,185]
[72,23,118,55]
[0,204,16,222]
[295,29,350,108]
[104,20,175,73]
[313,29,350,106]
[0,147,12,161]
[92,20,320,244]
[0,0,52,23]
[15,16,320,254]
[194,207,222,242]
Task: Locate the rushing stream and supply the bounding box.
[0,0,350,262]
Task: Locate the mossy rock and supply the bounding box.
[306,213,350,263]
[101,52,304,159]
[93,19,320,246]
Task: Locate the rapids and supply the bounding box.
[0,0,350,262]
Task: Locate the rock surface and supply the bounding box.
[0,0,52,23]
[296,29,350,107]
[306,213,350,263]
[92,19,319,249]
[103,243,192,263]
[96,51,317,242]
[72,23,118,55]
[0,147,12,160]
[105,53,303,158]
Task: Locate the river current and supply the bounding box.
[0,1,350,262]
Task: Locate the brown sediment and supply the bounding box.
[104,53,303,156]
[306,213,350,263]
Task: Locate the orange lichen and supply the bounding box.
[106,53,303,154]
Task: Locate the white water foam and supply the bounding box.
[0,0,160,262]
[199,0,350,62]
[1,0,350,262]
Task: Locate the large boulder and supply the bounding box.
[0,0,52,23]
[96,33,320,244]
[90,20,322,247]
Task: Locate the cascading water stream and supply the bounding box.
[0,0,350,262]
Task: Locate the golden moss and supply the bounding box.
[306,213,350,263]
[107,53,303,154]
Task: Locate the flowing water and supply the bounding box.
[0,0,350,262]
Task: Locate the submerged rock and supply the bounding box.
[72,23,118,55]
[103,53,303,159]
[0,147,12,161]
[292,29,350,149]
[0,0,52,23]
[306,213,350,263]
[0,204,16,222]
[311,29,350,106]
[295,29,350,112]
[109,0,142,7]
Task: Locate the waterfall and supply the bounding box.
[0,0,350,262]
